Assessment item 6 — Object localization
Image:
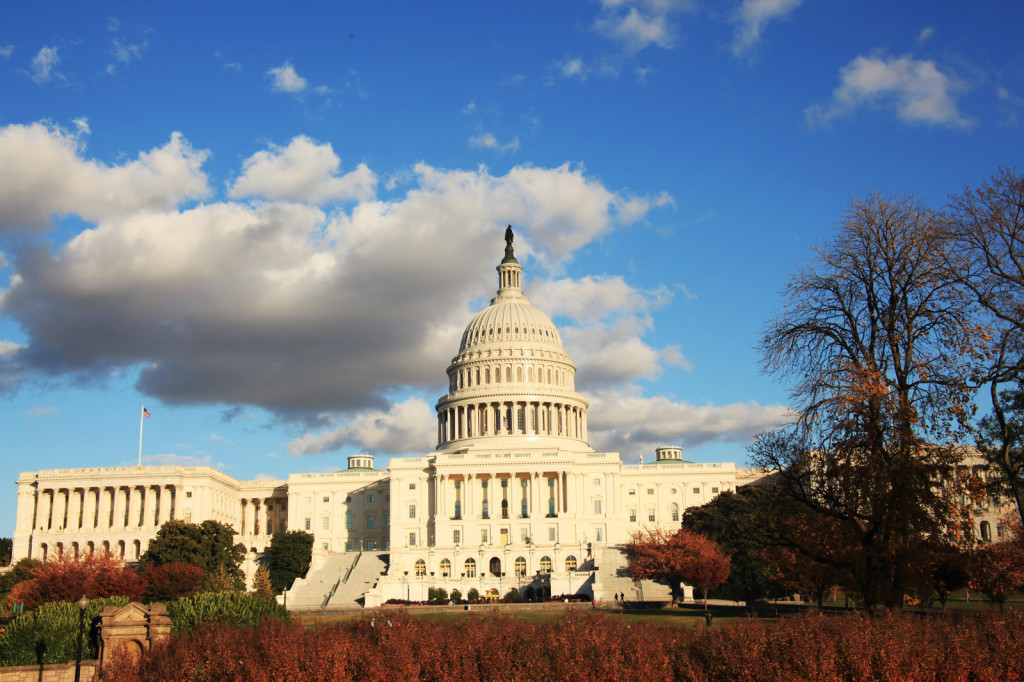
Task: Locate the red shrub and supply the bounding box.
[7,552,144,609]
[142,562,204,603]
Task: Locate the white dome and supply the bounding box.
[459,300,564,354]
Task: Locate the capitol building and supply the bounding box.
[12,229,768,606]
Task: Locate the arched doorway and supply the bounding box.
[489,557,501,576]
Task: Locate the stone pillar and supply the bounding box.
[42,488,54,530]
[466,473,474,518]
[113,487,126,529]
[68,488,83,530]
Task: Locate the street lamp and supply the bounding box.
[74,594,89,682]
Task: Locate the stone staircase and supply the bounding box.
[593,545,673,603]
[326,551,389,607]
[280,551,389,610]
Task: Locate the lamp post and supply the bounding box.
[74,593,89,682]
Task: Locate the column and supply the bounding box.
[42,488,54,530]
[531,473,540,517]
[56,489,69,531]
[466,474,474,518]
[82,488,96,530]
[69,488,84,530]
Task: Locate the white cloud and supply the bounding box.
[229,136,377,204]
[555,57,588,80]
[107,38,147,74]
[0,340,24,356]
[469,133,520,153]
[0,122,210,233]
[267,61,307,93]
[593,0,692,54]
[0,45,13,58]
[731,0,806,56]
[586,387,795,455]
[24,405,56,417]
[31,46,61,83]
[0,128,668,416]
[288,398,435,455]
[805,53,972,129]
[917,27,934,45]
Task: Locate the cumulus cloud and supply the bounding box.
[592,0,692,54]
[586,387,795,455]
[917,27,934,45]
[0,122,210,233]
[468,133,520,153]
[0,127,669,420]
[731,0,806,56]
[24,405,56,417]
[30,46,61,83]
[267,61,307,93]
[0,45,13,58]
[229,136,377,204]
[288,398,436,455]
[805,53,972,129]
[555,57,588,80]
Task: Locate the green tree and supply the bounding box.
[0,557,42,604]
[683,486,786,607]
[252,565,274,599]
[756,193,982,610]
[140,519,246,591]
[267,531,314,593]
[0,538,11,566]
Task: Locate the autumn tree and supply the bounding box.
[946,168,1024,527]
[141,562,204,603]
[140,519,246,591]
[625,528,730,610]
[754,192,983,610]
[268,530,314,593]
[252,565,274,599]
[969,540,1024,610]
[6,553,144,609]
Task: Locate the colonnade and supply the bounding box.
[437,400,586,445]
[433,471,571,520]
[28,484,179,533]
[239,496,286,537]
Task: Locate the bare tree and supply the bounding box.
[754,192,982,609]
[946,168,1024,527]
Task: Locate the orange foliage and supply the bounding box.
[626,528,730,607]
[7,552,145,609]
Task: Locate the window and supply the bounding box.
[305,496,312,504]
[565,555,577,571]
[671,503,680,522]
[409,483,416,490]
[548,527,556,541]
[548,498,555,516]
[465,557,477,578]
[267,504,273,511]
[693,488,700,495]
[385,514,390,528]
[539,556,552,573]
[629,509,637,522]
[440,559,451,577]
[409,505,416,519]
[647,489,654,495]
[594,499,602,514]
[304,517,311,531]
[415,559,426,577]
[521,528,529,542]
[628,489,636,496]
[184,512,191,523]
[345,542,352,552]
[501,479,508,489]
[367,515,374,530]
[595,528,603,542]
[593,478,601,486]
[515,556,527,576]
[408,532,417,547]
[454,500,462,519]
[711,487,719,494]
[521,499,528,517]
[481,529,488,544]
[482,500,489,517]
[648,511,656,522]
[453,530,461,545]
[322,516,330,530]
[366,540,375,550]
[368,494,375,503]
[323,496,330,503]
[186,491,192,498]
[345,511,352,529]
[385,494,390,502]
[322,542,328,551]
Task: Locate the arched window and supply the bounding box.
[415,559,426,577]
[565,555,577,571]
[440,559,451,577]
[501,499,509,518]
[539,556,552,573]
[980,520,992,542]
[515,556,527,576]
[485,368,491,383]
[465,558,477,578]
[671,503,680,522]
[506,366,512,382]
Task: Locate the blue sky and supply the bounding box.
[1,1,1021,536]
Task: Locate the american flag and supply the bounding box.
[143,406,151,418]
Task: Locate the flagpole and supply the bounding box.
[138,405,145,467]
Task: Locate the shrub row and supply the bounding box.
[103,609,1022,681]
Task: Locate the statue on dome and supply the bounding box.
[502,225,518,264]
[505,225,514,245]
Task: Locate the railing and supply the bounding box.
[342,551,361,584]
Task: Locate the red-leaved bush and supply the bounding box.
[141,562,205,603]
[7,553,144,609]
[102,609,1023,681]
